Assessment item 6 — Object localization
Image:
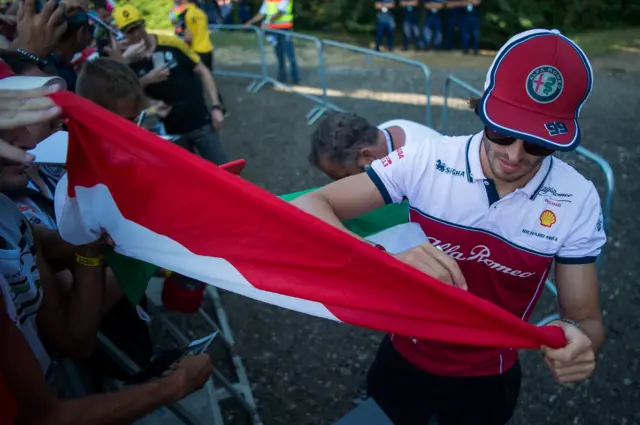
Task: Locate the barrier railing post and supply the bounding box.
[320,40,432,128]
[441,74,615,327]
[441,75,481,135]
[262,28,339,125]
[209,24,269,93]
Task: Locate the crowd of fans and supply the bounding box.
[0,0,235,422]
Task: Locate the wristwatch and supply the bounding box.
[211,104,223,111]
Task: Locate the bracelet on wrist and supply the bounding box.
[211,104,222,111]
[560,318,581,329]
[16,48,49,69]
[75,253,105,267]
[365,240,387,252]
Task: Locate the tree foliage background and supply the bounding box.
[120,0,640,47]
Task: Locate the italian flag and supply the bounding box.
[52,92,565,350]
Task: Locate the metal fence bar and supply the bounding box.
[210,24,269,93]
[320,39,432,128]
[440,74,615,327]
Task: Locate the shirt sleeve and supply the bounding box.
[555,183,607,264]
[277,0,290,12]
[367,141,430,205]
[173,36,201,65]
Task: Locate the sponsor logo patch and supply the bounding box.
[540,210,557,228]
[526,65,564,104]
[435,160,465,178]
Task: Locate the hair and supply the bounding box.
[0,50,40,75]
[469,97,481,114]
[308,111,379,167]
[76,57,144,112]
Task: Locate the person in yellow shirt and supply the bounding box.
[173,0,225,111]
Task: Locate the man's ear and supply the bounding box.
[358,147,378,165]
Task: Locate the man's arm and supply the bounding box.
[194,61,221,107]
[292,145,467,289]
[425,1,445,9]
[34,230,106,358]
[244,0,266,26]
[0,292,212,425]
[555,262,604,353]
[31,226,75,271]
[292,172,386,238]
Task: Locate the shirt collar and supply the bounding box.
[464,131,554,199]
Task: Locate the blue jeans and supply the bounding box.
[375,15,395,51]
[424,15,442,49]
[445,9,462,50]
[274,31,299,84]
[402,13,423,49]
[238,3,252,23]
[461,14,480,54]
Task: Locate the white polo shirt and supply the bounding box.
[368,131,606,377]
[378,119,442,149]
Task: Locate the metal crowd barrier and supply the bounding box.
[210,25,342,125]
[320,39,432,128]
[210,26,433,127]
[440,75,615,327]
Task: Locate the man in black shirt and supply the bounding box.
[113,4,227,165]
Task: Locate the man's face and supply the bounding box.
[0,127,39,191]
[316,145,385,181]
[482,136,545,183]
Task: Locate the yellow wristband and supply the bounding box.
[75,253,104,267]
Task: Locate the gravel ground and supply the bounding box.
[205,50,640,425]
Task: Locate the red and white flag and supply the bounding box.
[52,92,565,350]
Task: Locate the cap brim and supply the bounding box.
[479,94,580,151]
[0,75,67,91]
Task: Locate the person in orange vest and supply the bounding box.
[169,2,187,37]
[244,0,298,84]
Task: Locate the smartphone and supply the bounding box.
[152,51,166,69]
[87,10,125,40]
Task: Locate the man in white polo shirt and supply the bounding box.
[309,111,442,180]
[293,29,605,424]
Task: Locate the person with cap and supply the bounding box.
[0,59,214,425]
[113,4,227,165]
[309,111,442,181]
[292,29,605,424]
[244,0,299,84]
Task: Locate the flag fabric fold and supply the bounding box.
[51,91,566,350]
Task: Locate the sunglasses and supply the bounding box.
[484,126,554,157]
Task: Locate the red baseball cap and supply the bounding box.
[478,29,593,152]
[0,59,66,90]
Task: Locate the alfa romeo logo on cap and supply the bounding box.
[526,65,564,104]
[122,10,130,18]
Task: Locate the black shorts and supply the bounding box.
[199,51,213,71]
[367,337,521,425]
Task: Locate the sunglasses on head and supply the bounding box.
[484,126,555,157]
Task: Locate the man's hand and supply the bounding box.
[141,65,170,86]
[163,354,213,400]
[0,84,63,163]
[16,0,67,58]
[211,108,224,130]
[393,243,468,290]
[542,320,596,383]
[122,40,147,63]
[150,100,172,118]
